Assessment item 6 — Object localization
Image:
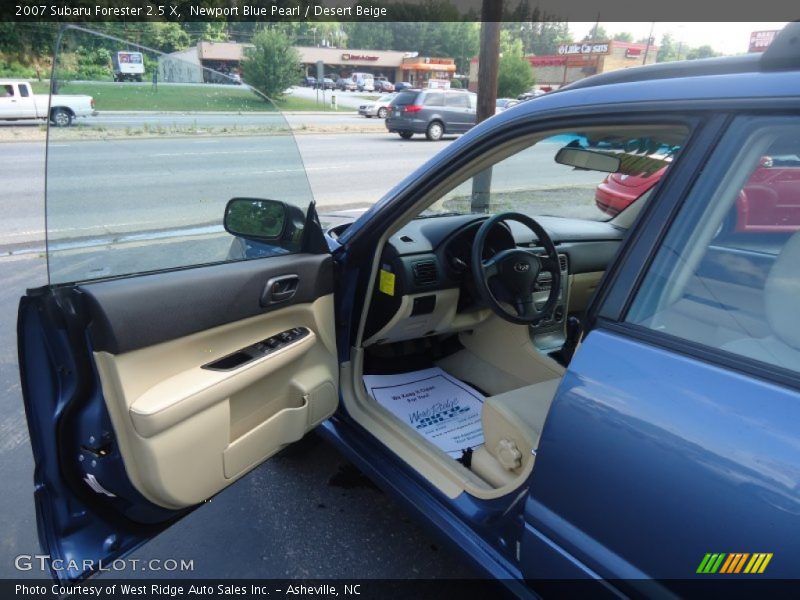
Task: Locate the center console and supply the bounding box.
[531,253,570,353]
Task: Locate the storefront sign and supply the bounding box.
[748,30,778,53]
[557,43,610,56]
[341,53,379,61]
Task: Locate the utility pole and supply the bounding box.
[471,0,502,213]
[642,22,655,65]
[475,1,502,126]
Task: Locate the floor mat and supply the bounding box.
[363,368,485,458]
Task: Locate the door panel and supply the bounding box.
[18,254,337,578]
[92,286,337,509]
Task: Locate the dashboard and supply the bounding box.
[362,213,625,346]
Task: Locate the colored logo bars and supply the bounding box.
[696,553,773,574]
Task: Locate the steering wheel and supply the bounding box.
[471,212,561,325]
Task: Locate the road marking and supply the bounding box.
[153,149,275,157]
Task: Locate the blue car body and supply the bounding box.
[17,24,800,595]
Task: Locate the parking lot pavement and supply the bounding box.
[288,85,377,109]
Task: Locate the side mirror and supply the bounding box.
[555,146,621,173]
[224,197,299,241]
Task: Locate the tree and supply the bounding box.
[686,45,720,60]
[656,33,680,62]
[507,20,570,55]
[242,28,302,101]
[583,26,609,42]
[613,32,634,42]
[497,37,533,98]
[140,23,190,53]
[200,22,228,42]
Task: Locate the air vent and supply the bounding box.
[412,260,438,286]
[537,254,568,272]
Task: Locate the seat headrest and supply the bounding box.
[765,231,800,350]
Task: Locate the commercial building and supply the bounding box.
[468,40,659,92]
[159,41,253,83]
[295,46,409,82]
[159,42,456,86]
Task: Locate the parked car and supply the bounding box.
[17,23,800,594]
[374,77,395,93]
[394,81,413,91]
[385,88,477,140]
[350,72,375,92]
[0,79,96,127]
[316,77,335,90]
[358,94,396,118]
[596,156,800,232]
[517,89,546,101]
[495,98,519,113]
[301,75,317,87]
[336,77,357,92]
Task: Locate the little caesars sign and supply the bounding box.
[558,43,610,55]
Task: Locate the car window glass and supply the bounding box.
[19,84,29,97]
[3,84,14,97]
[425,125,687,221]
[45,26,314,285]
[627,118,800,375]
[445,93,468,108]
[392,90,419,106]
[423,93,444,107]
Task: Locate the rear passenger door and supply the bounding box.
[444,91,472,132]
[522,114,800,591]
[18,26,339,582]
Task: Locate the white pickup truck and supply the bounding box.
[0,80,96,127]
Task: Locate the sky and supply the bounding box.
[569,22,789,56]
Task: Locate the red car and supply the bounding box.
[596,156,800,232]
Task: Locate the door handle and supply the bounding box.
[261,274,299,306]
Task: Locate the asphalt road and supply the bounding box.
[2,131,451,251]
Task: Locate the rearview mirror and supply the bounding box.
[555,147,621,173]
[224,198,289,240]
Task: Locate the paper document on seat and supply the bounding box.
[363,368,484,458]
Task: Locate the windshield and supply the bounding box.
[422,128,687,222]
[45,26,314,285]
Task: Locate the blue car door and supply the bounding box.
[520,114,800,592]
[17,26,339,582]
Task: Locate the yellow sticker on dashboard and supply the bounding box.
[379,269,396,296]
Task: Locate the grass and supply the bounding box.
[30,81,349,112]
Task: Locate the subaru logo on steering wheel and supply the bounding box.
[514,262,530,273]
